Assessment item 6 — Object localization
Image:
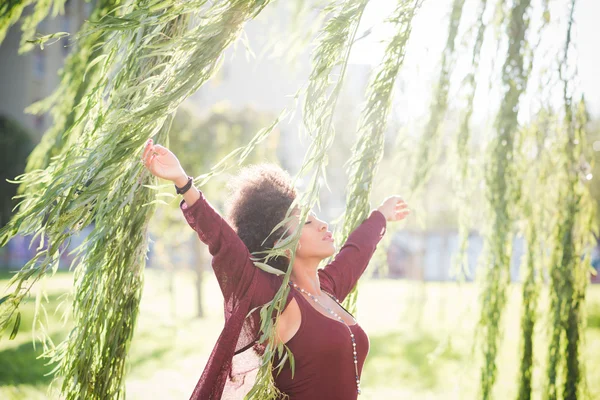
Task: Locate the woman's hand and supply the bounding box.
[142,138,187,183]
[376,195,411,222]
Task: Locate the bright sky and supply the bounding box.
[349,0,600,121]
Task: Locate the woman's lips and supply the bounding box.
[322,233,334,242]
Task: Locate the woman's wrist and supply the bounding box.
[173,173,189,188]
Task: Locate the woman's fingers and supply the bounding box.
[394,205,411,220]
[144,147,154,167]
[153,144,168,155]
[142,139,153,160]
[395,200,408,210]
[149,153,157,170]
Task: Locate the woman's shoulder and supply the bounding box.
[250,271,296,308]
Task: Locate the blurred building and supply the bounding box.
[0,0,92,138]
[386,230,524,282]
[387,230,600,284]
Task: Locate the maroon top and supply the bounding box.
[272,289,370,400]
[180,191,387,400]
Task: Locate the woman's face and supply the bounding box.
[292,211,336,261]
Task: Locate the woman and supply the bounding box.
[142,138,410,399]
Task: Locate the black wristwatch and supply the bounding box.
[175,176,194,195]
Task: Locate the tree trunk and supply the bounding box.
[192,237,205,319]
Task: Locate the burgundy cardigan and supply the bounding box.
[180,191,387,399]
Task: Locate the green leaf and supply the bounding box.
[25,32,70,50]
[288,348,296,379]
[83,53,108,82]
[253,262,285,276]
[274,351,288,374]
[0,294,12,306]
[9,312,21,340]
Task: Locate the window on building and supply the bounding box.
[33,49,45,79]
[61,18,71,56]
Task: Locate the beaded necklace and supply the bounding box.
[288,281,362,395]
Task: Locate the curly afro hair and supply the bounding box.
[224,163,298,273]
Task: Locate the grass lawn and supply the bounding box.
[0,270,599,399]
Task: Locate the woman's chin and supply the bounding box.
[325,243,336,256]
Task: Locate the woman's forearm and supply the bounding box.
[174,173,200,207]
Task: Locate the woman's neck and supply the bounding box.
[290,258,322,296]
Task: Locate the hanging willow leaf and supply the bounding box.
[0,295,12,306]
[245,0,369,398]
[338,0,420,316]
[478,1,532,398]
[254,262,286,276]
[9,311,21,340]
[24,31,68,49]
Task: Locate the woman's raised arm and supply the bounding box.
[143,139,254,301]
[318,196,410,302]
[318,210,387,302]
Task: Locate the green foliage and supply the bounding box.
[0,0,32,45]
[514,109,554,400]
[478,1,532,398]
[513,2,551,399]
[18,0,68,53]
[544,3,597,398]
[339,0,420,316]
[0,0,69,52]
[23,0,121,177]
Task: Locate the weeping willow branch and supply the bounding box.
[338,0,420,316]
[18,0,69,53]
[451,0,487,281]
[22,0,120,178]
[0,0,70,51]
[515,109,553,400]
[513,2,551,399]
[409,0,465,194]
[564,98,596,400]
[246,1,370,398]
[0,1,276,398]
[0,0,33,44]
[545,1,596,399]
[477,1,532,398]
